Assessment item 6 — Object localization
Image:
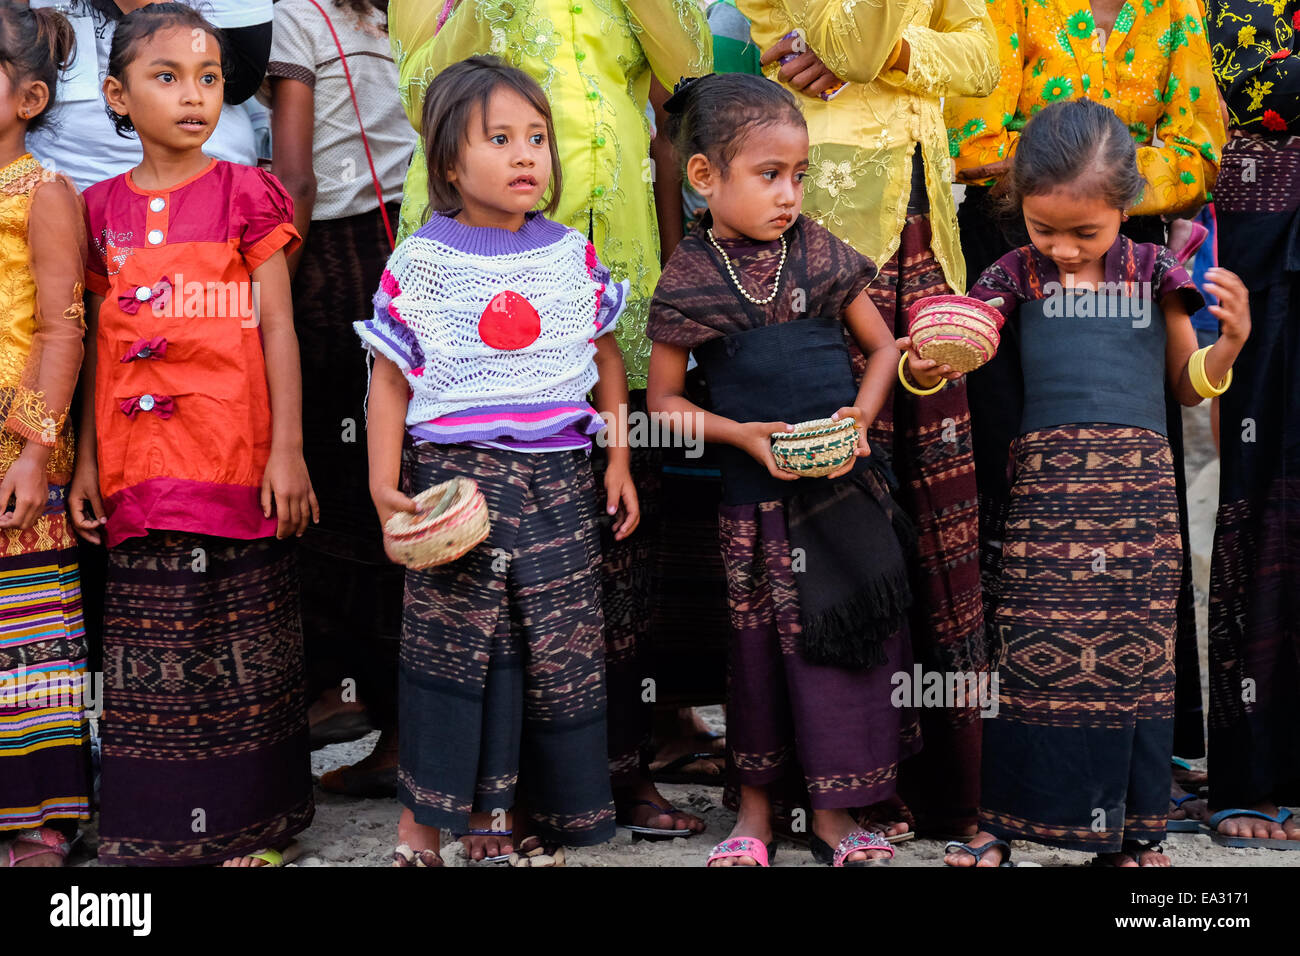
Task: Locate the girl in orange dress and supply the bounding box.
[69,4,318,866]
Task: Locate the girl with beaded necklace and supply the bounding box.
[646,72,920,868]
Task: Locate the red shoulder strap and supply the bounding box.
[302,0,397,250]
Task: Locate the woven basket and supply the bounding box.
[384,477,490,570]
[906,295,1005,374]
[770,416,858,478]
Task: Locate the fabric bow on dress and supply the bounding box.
[120,337,168,362]
[119,395,175,419]
[117,276,173,315]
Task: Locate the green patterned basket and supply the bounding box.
[770,417,858,478]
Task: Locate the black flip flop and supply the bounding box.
[650,751,725,786]
[1091,841,1170,867]
[944,838,1013,867]
[616,799,701,840]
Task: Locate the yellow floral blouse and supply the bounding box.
[739,0,999,293]
[389,0,711,387]
[946,0,1226,215]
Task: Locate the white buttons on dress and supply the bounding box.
[149,197,166,213]
[147,229,164,245]
[138,394,156,412]
[135,286,152,301]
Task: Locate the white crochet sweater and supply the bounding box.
[355,212,626,440]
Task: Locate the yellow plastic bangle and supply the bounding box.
[1188,346,1232,398]
[898,352,946,396]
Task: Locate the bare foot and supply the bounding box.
[1096,844,1170,867]
[1171,760,1207,792]
[1169,784,1208,824]
[813,808,892,863]
[308,686,367,728]
[615,778,706,834]
[219,842,301,867]
[708,785,771,867]
[394,807,442,867]
[651,708,725,777]
[859,798,915,841]
[943,831,1008,867]
[459,810,514,861]
[1215,802,1300,842]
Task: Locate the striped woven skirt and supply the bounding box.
[980,426,1179,852]
[0,508,90,832]
[398,443,615,846]
[720,499,920,813]
[96,533,313,865]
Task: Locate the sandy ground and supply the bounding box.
[68,405,1293,868]
[296,735,1292,868]
[288,405,1291,869]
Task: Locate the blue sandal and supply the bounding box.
[1205,808,1300,850]
[453,828,513,864]
[1168,793,1204,832]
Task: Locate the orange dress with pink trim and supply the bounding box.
[83,159,301,548]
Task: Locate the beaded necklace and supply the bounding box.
[706,227,788,306]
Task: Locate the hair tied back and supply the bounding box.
[663,74,713,114]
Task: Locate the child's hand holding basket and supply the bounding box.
[769,410,866,479]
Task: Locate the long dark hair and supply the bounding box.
[662,73,805,178]
[419,56,562,218]
[999,99,1145,212]
[0,1,76,133]
[104,3,230,138]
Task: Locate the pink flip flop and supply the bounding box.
[705,836,775,867]
[6,827,71,867]
[810,828,895,867]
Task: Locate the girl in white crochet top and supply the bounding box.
[357,57,638,867]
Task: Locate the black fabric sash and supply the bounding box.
[1018,293,1167,436]
[693,317,867,505]
[786,469,914,669]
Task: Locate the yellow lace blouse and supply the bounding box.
[388,0,711,388]
[739,0,999,293]
[0,154,85,485]
[945,0,1226,216]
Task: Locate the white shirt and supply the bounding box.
[28,0,273,191]
[267,0,416,219]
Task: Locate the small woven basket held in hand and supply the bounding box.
[383,477,490,570]
[906,294,1006,374]
[770,417,858,478]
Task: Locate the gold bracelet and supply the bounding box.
[898,352,945,396]
[1188,346,1232,399]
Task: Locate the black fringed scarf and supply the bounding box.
[786,466,915,669]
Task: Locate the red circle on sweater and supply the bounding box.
[479,290,541,350]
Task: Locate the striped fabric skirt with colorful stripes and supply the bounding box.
[0,509,91,832]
